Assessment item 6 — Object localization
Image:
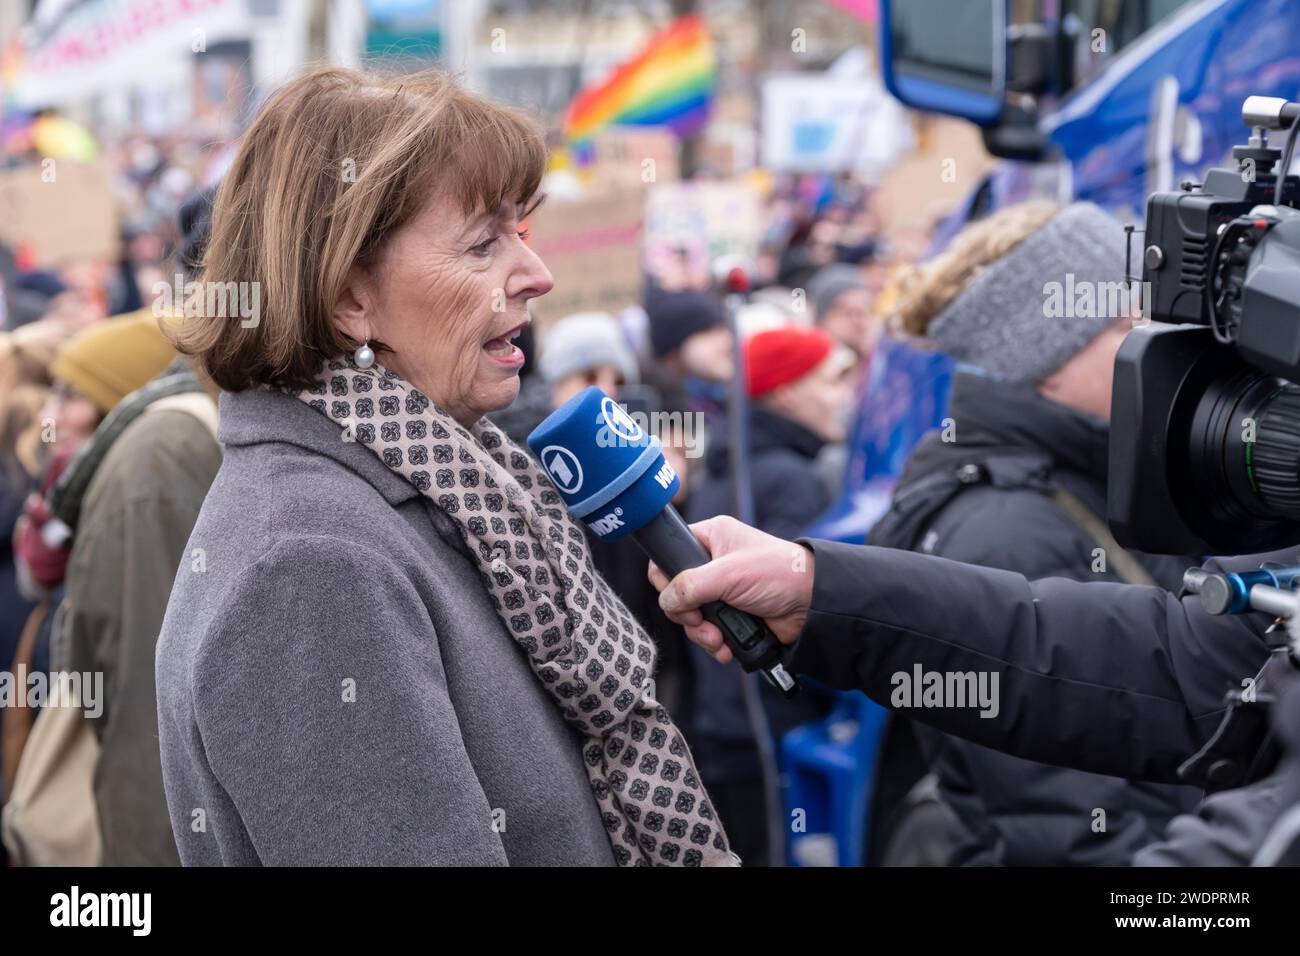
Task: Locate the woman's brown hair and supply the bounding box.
[176,67,547,391]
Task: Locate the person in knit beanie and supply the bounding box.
[745,325,859,444]
[539,311,639,407]
[48,309,177,419]
[684,323,858,866]
[40,188,222,868]
[892,200,1130,415]
[868,201,1200,868]
[645,289,733,384]
[807,263,875,359]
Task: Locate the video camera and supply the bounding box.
[1109,96,1300,555]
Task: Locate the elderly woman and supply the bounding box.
[156,68,734,867]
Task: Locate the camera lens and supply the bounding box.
[1249,386,1300,515]
[1188,366,1300,524]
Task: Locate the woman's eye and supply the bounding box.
[471,227,527,257]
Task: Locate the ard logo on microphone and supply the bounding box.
[595,396,646,448]
[540,445,583,494]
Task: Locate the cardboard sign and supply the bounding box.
[873,115,998,231]
[0,161,120,267]
[526,189,645,332]
[643,180,759,288]
[587,128,680,191]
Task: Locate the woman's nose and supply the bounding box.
[509,242,555,302]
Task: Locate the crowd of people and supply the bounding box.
[0,68,896,867]
[2,63,1290,869]
[1,179,221,865]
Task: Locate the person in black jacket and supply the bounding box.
[869,201,1202,865]
[649,512,1300,864]
[687,325,857,865]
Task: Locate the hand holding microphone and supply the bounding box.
[528,388,805,696]
[646,515,814,661]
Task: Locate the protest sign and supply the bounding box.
[0,161,119,267]
[526,189,645,331]
[642,180,759,289]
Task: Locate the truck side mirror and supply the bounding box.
[880,0,1008,126]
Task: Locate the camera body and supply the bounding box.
[1142,167,1298,338]
[1108,97,1300,555]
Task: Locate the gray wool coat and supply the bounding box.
[155,386,616,866]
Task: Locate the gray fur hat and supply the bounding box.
[927,202,1129,385]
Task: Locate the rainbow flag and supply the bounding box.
[1,36,23,113]
[563,14,716,161]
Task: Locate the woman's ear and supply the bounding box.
[332,264,374,345]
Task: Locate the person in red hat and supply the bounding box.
[684,323,858,866]
[744,325,857,432]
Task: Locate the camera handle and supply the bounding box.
[1184,564,1300,619]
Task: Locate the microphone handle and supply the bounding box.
[633,507,799,698]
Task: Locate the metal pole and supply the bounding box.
[720,273,785,866]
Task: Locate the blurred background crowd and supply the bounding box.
[1,0,952,870]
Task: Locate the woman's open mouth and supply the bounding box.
[483,322,527,366]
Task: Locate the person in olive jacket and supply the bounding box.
[54,189,221,866]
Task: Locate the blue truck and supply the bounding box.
[783,0,1300,866]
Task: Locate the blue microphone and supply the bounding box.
[528,386,798,697]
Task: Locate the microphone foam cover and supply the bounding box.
[527,386,680,540]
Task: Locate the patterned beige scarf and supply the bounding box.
[297,358,738,866]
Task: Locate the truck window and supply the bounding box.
[889,0,1001,95]
[1060,0,1202,95]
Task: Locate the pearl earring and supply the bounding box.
[354,341,375,369]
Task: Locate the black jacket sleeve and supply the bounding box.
[787,539,1290,783]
